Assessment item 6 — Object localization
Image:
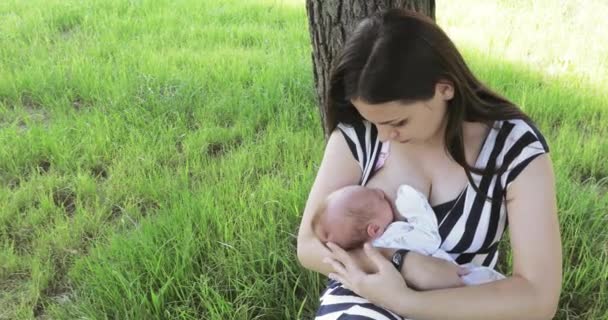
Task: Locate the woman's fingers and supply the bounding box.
[363,243,392,272]
[328,272,351,289]
[323,257,347,275]
[326,242,348,258]
[326,242,366,281]
[323,245,358,290]
[326,242,358,267]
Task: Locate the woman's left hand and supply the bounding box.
[324,242,412,306]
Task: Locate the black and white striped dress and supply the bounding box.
[315,119,549,320]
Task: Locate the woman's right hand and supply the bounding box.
[402,252,469,290]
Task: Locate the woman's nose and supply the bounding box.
[377,126,397,142]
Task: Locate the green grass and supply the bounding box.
[0,0,606,319]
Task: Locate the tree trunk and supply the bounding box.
[305,0,435,136]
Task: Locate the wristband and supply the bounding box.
[391,249,411,272]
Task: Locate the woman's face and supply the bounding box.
[350,82,454,144]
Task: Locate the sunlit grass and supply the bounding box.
[440,0,608,87]
[0,0,606,319]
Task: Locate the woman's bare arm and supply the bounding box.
[385,154,562,319]
[297,129,374,275]
[326,154,561,319]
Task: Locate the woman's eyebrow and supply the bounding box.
[377,118,405,125]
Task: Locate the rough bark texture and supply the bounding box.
[305,0,435,133]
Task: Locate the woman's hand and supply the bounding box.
[403,252,469,290]
[324,242,412,307]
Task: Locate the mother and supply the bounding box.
[297,9,562,320]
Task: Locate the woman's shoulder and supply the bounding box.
[490,118,549,153]
[336,120,383,185]
[485,119,550,187]
[336,120,378,156]
[337,120,375,140]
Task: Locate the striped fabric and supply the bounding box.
[315,119,549,319]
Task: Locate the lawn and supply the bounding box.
[0,0,606,319]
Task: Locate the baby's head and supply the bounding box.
[312,185,394,250]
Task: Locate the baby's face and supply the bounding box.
[348,187,394,232]
[323,186,394,246]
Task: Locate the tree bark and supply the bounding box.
[305,0,435,135]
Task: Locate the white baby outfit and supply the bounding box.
[372,184,505,285]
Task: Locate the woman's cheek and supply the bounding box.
[399,128,413,141]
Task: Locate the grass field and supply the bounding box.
[0,0,606,319]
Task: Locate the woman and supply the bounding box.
[297,9,562,320]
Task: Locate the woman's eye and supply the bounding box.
[393,119,408,127]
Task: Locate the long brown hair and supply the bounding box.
[324,9,532,188]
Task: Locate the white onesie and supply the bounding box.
[372,184,505,285]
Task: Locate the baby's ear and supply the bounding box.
[366,223,381,238]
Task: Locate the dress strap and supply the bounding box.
[337,121,383,185]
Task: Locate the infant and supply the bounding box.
[312,184,505,285]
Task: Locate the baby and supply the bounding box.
[312,184,505,285]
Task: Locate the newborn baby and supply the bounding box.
[312,184,505,285]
